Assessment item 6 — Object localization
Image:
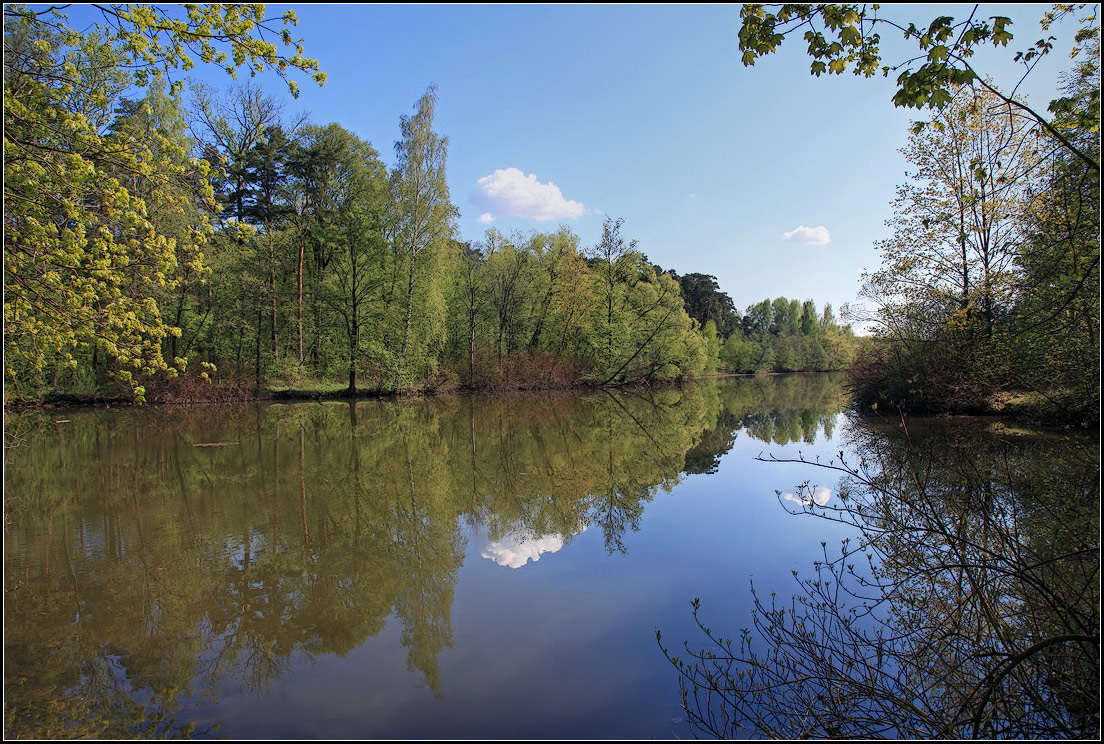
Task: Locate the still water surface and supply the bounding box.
[4,375,1096,738]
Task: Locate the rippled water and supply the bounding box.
[5,375,1095,738]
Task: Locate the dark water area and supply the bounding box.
[4,375,1098,739]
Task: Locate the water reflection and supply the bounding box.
[4,375,846,738]
[781,485,833,507]
[475,525,574,569]
[667,416,1100,739]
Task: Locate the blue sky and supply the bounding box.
[69,3,1085,324]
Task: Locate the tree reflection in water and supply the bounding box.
[662,416,1099,739]
[4,375,846,738]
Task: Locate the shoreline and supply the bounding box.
[5,370,841,410]
[4,371,1091,428]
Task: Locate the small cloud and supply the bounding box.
[783,486,833,507]
[471,167,586,222]
[480,531,568,569]
[687,192,698,199]
[782,225,831,246]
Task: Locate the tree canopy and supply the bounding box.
[3,4,324,399]
[4,5,863,402]
[737,3,1099,171]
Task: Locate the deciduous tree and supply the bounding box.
[3,4,323,398]
[390,86,458,384]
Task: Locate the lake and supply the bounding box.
[4,375,1098,738]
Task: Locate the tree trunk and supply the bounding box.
[348,307,358,394]
[349,244,358,394]
[270,228,278,362]
[313,257,323,366]
[255,300,263,389]
[298,233,305,366]
[959,205,970,312]
[468,313,476,383]
[399,256,416,376]
[172,287,185,361]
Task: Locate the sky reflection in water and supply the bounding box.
[4,374,890,738]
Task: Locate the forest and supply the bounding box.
[3,5,858,404]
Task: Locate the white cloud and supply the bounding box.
[783,486,833,508]
[481,531,568,569]
[782,225,832,246]
[471,167,586,223]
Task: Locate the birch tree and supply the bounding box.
[390,86,458,384]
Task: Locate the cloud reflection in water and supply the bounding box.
[477,527,584,569]
[782,486,832,508]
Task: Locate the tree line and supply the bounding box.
[641,272,862,376]
[4,6,857,403]
[714,296,860,374]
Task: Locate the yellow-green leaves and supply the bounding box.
[4,4,323,400]
[6,3,324,98]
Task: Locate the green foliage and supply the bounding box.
[672,272,740,337]
[313,126,392,392]
[720,328,760,373]
[5,21,197,400]
[391,86,459,385]
[719,297,857,373]
[3,4,324,401]
[737,4,1099,172]
[585,219,706,385]
[701,320,721,373]
[10,4,327,96]
[849,47,1099,421]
